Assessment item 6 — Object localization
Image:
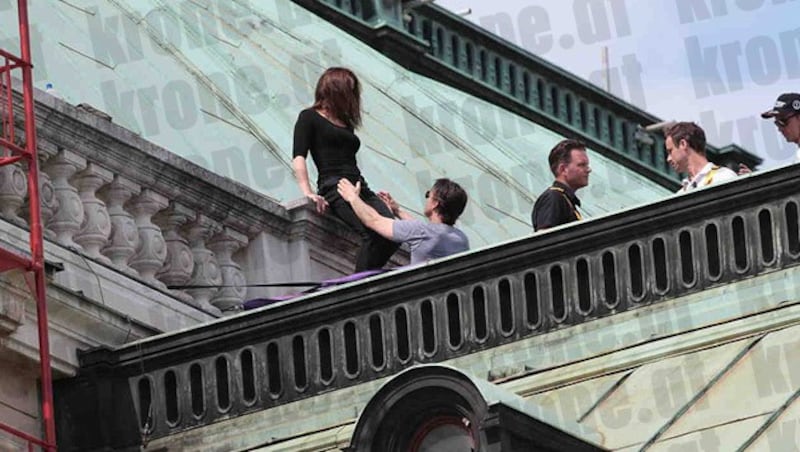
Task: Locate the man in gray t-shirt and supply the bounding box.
[337,178,469,265]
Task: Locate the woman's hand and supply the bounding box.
[292,156,328,214]
[307,193,329,214]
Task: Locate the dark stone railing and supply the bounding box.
[53,164,799,450]
[289,0,762,189]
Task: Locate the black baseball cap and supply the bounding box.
[761,93,800,118]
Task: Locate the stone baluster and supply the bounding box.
[128,189,168,288]
[209,227,248,313]
[19,147,59,240]
[74,163,113,264]
[0,162,27,226]
[99,176,141,274]
[154,202,195,300]
[43,149,86,249]
[183,215,222,315]
[34,150,59,240]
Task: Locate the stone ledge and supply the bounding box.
[1,219,215,334]
[2,278,159,375]
[0,270,25,337]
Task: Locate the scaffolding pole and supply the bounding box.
[0,0,56,450]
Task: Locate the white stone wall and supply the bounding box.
[0,352,41,449]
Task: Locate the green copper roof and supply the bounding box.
[1,0,669,246]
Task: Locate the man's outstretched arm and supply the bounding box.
[337,179,395,240]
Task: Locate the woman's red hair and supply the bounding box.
[313,67,362,129]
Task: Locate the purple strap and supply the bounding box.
[243,269,393,310]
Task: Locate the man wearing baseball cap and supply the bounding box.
[762,93,800,151]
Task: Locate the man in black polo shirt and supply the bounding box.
[531,139,591,231]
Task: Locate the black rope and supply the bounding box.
[167,281,322,290]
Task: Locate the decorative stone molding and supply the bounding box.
[154,202,195,300]
[182,214,222,315]
[99,175,141,274]
[74,163,113,264]
[128,189,168,288]
[0,271,25,337]
[209,227,249,312]
[43,149,86,250]
[0,162,27,226]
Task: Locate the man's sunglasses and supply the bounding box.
[775,114,797,128]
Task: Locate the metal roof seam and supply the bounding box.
[736,385,800,451]
[104,0,291,172]
[638,334,768,451]
[368,80,538,203]
[576,370,634,424]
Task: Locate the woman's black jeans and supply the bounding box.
[318,176,400,272]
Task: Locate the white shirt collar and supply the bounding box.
[680,162,716,192]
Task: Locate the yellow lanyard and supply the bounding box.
[702,166,720,186]
[549,186,582,221]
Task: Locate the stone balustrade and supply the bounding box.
[0,88,385,318]
[0,147,251,315]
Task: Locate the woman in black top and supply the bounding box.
[292,67,399,271]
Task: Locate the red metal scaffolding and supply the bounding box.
[0,1,56,450]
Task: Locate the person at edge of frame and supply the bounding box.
[738,92,800,175]
[761,92,800,160]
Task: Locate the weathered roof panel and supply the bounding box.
[663,325,800,442]
[615,415,768,452]
[579,339,752,449]
[528,371,630,431]
[746,392,800,451]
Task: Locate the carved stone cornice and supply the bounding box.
[0,272,161,375]
[0,270,25,337]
